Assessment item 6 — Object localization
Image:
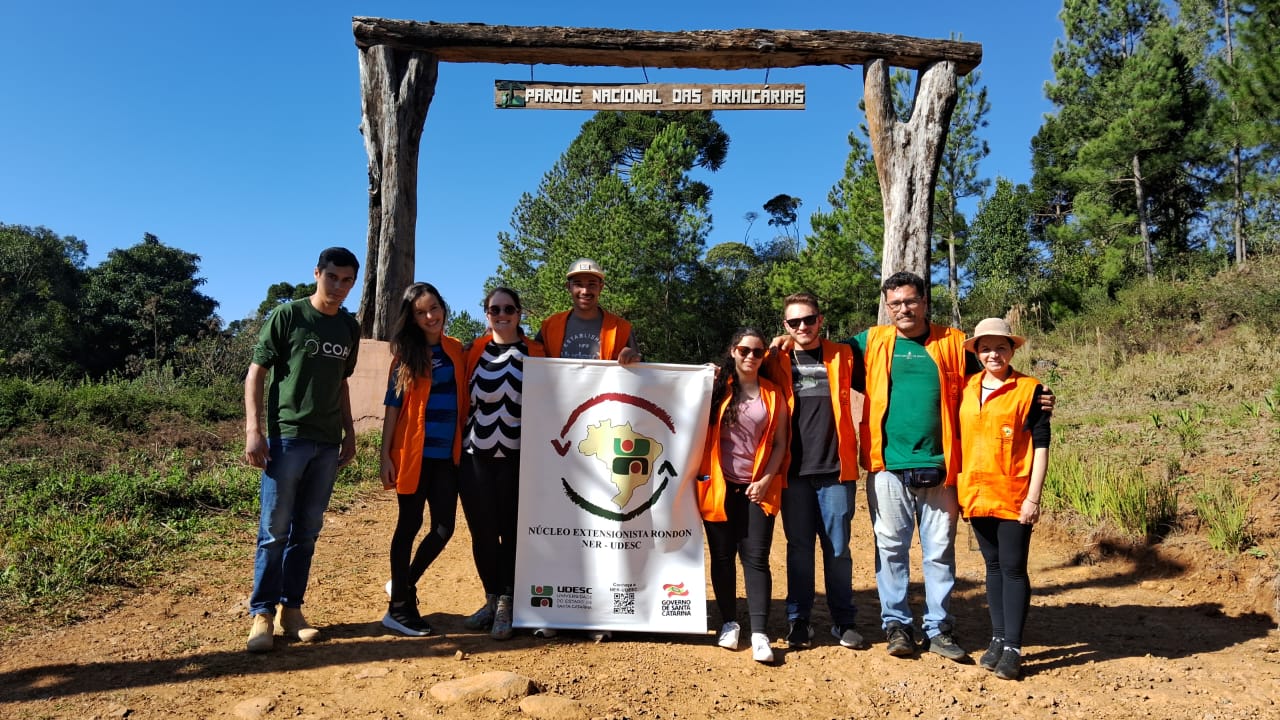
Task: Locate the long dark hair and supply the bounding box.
[709,327,765,428]
[390,282,449,395]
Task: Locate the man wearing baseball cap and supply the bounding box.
[535,258,641,365]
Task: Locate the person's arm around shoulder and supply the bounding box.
[747,393,790,506]
[243,363,269,469]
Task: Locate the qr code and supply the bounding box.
[612,592,636,615]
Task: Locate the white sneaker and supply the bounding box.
[589,630,612,642]
[717,621,741,650]
[751,632,774,663]
[533,627,558,638]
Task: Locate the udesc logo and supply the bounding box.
[530,584,554,608]
[549,392,681,521]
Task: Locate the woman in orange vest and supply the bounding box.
[378,283,468,637]
[697,328,790,664]
[957,318,1050,681]
[457,287,545,640]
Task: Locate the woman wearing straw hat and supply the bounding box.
[957,318,1051,681]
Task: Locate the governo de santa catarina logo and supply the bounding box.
[551,392,680,521]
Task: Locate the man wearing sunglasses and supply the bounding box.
[762,292,865,652]
[535,258,641,365]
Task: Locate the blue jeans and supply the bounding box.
[780,474,857,625]
[866,469,958,638]
[250,437,340,616]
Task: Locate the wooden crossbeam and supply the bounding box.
[352,19,982,75]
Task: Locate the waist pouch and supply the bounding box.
[901,467,943,489]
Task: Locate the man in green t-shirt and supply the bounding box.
[243,247,361,653]
[847,271,974,662]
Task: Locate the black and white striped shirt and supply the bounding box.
[464,339,527,458]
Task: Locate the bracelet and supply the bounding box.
[1026,498,1040,505]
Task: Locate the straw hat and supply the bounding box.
[964,317,1025,352]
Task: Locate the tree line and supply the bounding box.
[4,1,1275,375]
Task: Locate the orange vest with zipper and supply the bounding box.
[957,370,1041,520]
[859,324,966,486]
[762,338,859,481]
[538,309,632,360]
[388,335,468,494]
[696,377,789,520]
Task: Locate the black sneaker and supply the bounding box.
[980,638,1004,670]
[382,601,433,637]
[785,619,814,648]
[994,646,1022,680]
[831,623,868,649]
[885,622,915,657]
[926,631,967,661]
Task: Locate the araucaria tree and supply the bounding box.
[495,111,728,363]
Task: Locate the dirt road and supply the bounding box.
[2,489,1277,719]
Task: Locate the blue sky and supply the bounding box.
[1,1,1061,324]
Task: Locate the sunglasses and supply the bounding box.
[485,304,518,316]
[785,313,819,330]
[734,345,766,359]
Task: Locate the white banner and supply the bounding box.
[513,358,713,634]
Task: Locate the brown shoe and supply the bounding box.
[247,613,275,653]
[276,606,321,643]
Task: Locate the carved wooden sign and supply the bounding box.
[495,80,805,110]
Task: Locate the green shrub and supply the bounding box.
[1193,479,1255,554]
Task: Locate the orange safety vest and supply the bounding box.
[696,377,789,520]
[859,324,967,486]
[957,371,1041,520]
[462,331,546,379]
[387,335,469,494]
[761,338,859,482]
[537,309,632,360]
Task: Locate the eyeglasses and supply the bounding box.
[734,345,766,359]
[485,304,518,316]
[785,314,819,330]
[886,297,923,311]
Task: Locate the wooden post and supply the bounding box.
[864,58,958,325]
[356,45,438,340]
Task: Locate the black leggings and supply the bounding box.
[458,452,520,596]
[389,458,458,602]
[703,483,775,634]
[970,516,1033,647]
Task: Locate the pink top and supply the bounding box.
[718,395,768,484]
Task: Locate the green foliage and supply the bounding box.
[496,112,726,363]
[256,281,315,319]
[966,178,1038,319]
[447,309,486,344]
[0,369,378,619]
[1032,0,1214,296]
[1044,449,1178,539]
[767,132,882,338]
[1193,478,1255,553]
[0,223,87,378]
[80,233,219,377]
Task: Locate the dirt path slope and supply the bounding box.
[2,490,1277,720]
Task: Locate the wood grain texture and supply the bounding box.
[352,20,982,74]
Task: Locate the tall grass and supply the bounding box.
[1192,479,1255,554]
[1043,449,1178,540]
